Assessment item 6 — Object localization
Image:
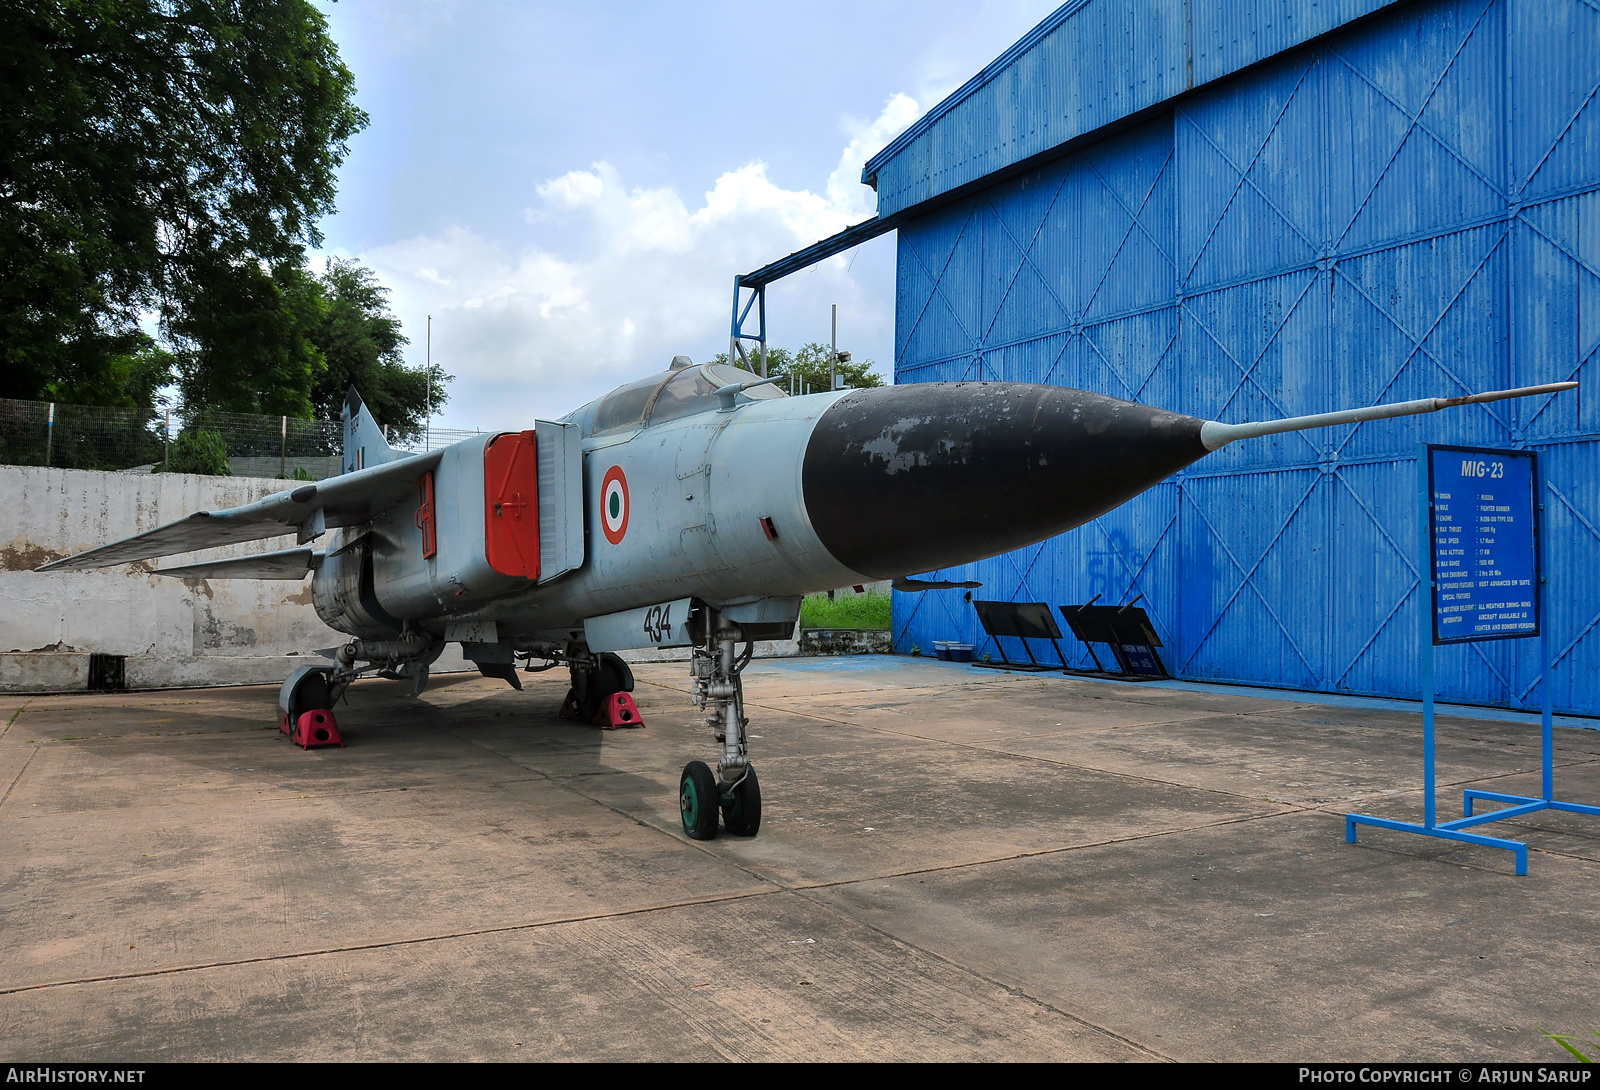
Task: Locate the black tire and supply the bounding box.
[597,652,634,692]
[679,761,720,840]
[287,669,332,718]
[575,655,630,722]
[720,765,761,837]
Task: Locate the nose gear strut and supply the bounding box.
[681,609,761,839]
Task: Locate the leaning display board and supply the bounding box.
[970,600,1069,671]
[1346,445,1597,875]
[1058,603,1170,679]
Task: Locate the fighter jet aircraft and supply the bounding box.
[38,357,1576,840]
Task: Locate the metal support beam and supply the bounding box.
[736,214,896,288]
[728,213,902,381]
[729,276,767,377]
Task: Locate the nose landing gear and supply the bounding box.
[680,613,762,840]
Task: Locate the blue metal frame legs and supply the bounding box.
[1344,812,1530,875]
[729,276,767,377]
[1346,795,1600,878]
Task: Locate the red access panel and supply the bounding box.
[484,431,539,579]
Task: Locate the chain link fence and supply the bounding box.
[0,398,488,480]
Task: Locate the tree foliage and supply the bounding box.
[158,427,232,475]
[169,258,329,416]
[308,259,447,441]
[0,0,367,409]
[169,258,447,429]
[713,342,884,392]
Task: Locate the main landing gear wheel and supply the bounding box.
[680,760,720,840]
[571,652,634,723]
[720,765,761,837]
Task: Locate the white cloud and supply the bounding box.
[356,94,922,429]
[827,93,921,219]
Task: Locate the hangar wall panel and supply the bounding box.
[864,0,1403,217]
[891,0,1600,716]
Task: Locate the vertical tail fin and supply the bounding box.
[341,387,402,474]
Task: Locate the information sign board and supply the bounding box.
[1427,445,1540,645]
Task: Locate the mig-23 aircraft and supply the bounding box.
[39,357,1576,840]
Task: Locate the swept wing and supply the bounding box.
[36,451,441,571]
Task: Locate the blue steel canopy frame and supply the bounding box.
[1345,445,1600,875]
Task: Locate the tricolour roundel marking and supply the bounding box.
[601,465,630,545]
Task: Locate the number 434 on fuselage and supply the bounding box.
[37,357,1577,841]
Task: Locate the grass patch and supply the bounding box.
[1543,1030,1597,1062]
[800,592,891,630]
[3,698,31,735]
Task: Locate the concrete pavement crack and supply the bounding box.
[0,747,38,809]
[0,887,786,998]
[784,883,1177,1062]
[2,698,34,738]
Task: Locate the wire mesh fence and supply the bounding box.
[0,398,487,480]
[0,399,168,473]
[394,426,486,454]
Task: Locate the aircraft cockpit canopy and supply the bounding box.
[592,363,785,434]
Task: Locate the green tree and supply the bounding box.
[714,342,884,392]
[46,336,176,412]
[309,259,448,441]
[0,0,366,407]
[171,258,328,416]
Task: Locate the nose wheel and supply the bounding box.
[678,761,761,840]
[720,765,761,837]
[679,761,719,840]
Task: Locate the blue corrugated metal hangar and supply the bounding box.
[862,0,1599,715]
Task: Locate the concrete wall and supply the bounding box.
[0,465,466,693]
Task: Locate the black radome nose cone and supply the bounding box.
[802,382,1209,579]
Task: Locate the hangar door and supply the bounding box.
[890,0,1600,716]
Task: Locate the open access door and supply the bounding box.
[485,431,539,578]
[535,420,583,583]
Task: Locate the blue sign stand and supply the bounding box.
[1345,445,1599,875]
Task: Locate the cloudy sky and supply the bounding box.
[312,0,1061,430]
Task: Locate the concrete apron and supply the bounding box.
[1,654,1597,1061]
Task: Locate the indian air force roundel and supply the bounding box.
[601,466,629,544]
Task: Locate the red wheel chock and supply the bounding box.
[281,708,344,749]
[559,689,645,729]
[558,689,581,723]
[594,692,645,730]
